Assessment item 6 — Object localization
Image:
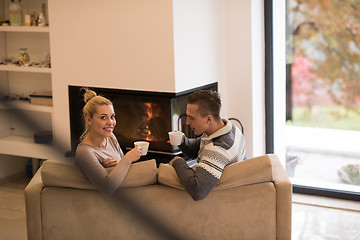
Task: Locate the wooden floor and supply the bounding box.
[0,175,360,240]
[0,175,29,240]
[292,194,360,239]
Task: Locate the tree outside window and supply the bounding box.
[286,0,360,130]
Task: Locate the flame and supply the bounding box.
[136,102,160,141]
[145,103,153,120]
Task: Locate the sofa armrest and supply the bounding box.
[25,166,44,240]
[268,154,292,240]
[158,154,292,239]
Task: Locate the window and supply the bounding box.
[267,0,360,200]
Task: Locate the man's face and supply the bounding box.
[186,104,210,136]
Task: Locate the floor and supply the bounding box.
[0,175,28,240]
[292,194,360,240]
[1,175,360,240]
[288,149,360,239]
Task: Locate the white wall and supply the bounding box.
[49,0,175,91]
[48,0,266,158]
[49,0,176,148]
[250,0,266,157]
[219,0,265,158]
[172,0,219,92]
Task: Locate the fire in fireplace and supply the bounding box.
[130,102,163,142]
[68,83,217,156]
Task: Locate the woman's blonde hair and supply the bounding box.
[80,88,113,141]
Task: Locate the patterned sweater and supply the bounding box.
[172,119,246,201]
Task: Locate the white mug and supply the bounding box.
[134,141,149,156]
[168,131,184,146]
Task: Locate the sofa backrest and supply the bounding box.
[41,159,158,189]
[41,154,275,192]
[158,154,274,191]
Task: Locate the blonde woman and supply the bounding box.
[75,89,141,195]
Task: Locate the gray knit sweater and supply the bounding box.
[172,119,246,201]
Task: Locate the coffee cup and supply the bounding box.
[168,131,184,146]
[134,141,150,156]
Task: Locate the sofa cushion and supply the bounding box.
[158,154,274,190]
[41,159,158,189]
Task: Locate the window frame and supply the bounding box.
[264,0,360,201]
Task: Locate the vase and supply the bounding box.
[9,0,23,26]
[18,48,30,65]
[38,3,46,27]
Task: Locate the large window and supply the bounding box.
[269,0,360,199]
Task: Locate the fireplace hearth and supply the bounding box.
[68,83,217,158]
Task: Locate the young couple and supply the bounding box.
[75,89,246,201]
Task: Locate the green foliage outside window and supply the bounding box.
[287,0,360,130]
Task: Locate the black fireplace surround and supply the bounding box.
[68,83,217,158]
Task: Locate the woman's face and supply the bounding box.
[87,104,116,138]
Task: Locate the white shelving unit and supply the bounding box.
[0,100,52,113]
[0,135,55,159]
[0,64,51,73]
[0,26,49,32]
[0,0,53,161]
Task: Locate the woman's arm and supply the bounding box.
[75,146,132,195]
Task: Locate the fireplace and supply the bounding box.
[68,83,217,158]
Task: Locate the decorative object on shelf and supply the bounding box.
[24,13,34,26]
[0,58,12,65]
[0,19,10,26]
[18,48,30,65]
[32,18,37,26]
[4,93,20,101]
[34,130,52,144]
[0,18,10,26]
[30,91,52,106]
[45,53,51,68]
[38,3,46,27]
[4,93,30,101]
[9,0,23,26]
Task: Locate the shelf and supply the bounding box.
[0,64,51,73]
[0,135,55,159]
[0,100,52,113]
[0,26,49,33]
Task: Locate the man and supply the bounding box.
[169,90,246,201]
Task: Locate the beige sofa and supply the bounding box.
[25,154,292,240]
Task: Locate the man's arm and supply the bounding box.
[171,158,219,201]
[179,136,201,159]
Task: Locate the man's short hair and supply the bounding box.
[187,90,222,121]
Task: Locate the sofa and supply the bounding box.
[25,154,292,240]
